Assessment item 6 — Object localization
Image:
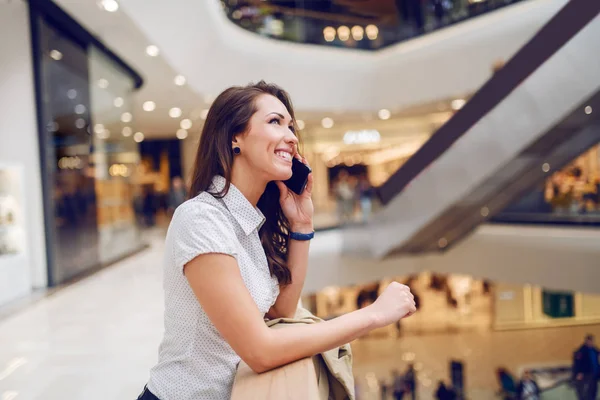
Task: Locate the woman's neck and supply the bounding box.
[230,162,268,207]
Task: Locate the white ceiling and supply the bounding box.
[53,0,565,140]
[116,0,563,109]
[54,0,206,139]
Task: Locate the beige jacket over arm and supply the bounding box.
[230,308,355,400]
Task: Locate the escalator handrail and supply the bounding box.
[376,0,600,205]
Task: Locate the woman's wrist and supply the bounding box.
[357,305,380,331]
[290,222,314,234]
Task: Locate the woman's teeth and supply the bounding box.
[275,151,292,162]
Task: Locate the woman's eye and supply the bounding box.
[289,125,296,133]
[269,118,280,125]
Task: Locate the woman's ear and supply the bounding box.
[231,136,243,155]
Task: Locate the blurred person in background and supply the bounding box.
[334,170,356,225]
[167,176,187,215]
[380,376,389,399]
[516,370,540,400]
[142,185,157,227]
[496,367,517,400]
[137,82,417,400]
[356,173,374,223]
[404,363,417,400]
[133,186,144,226]
[435,381,456,400]
[573,334,599,400]
[392,369,406,400]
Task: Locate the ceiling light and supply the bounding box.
[323,26,336,42]
[113,97,124,107]
[174,75,186,86]
[74,104,86,115]
[97,79,109,89]
[121,112,132,123]
[542,163,550,173]
[366,24,378,40]
[142,101,156,112]
[337,26,350,42]
[176,129,188,140]
[99,0,119,12]
[122,126,132,137]
[585,105,593,115]
[378,109,391,120]
[321,117,334,129]
[146,45,160,57]
[94,124,105,134]
[133,132,145,143]
[67,89,77,99]
[75,119,86,129]
[451,98,466,110]
[351,26,364,41]
[200,109,209,120]
[50,49,63,61]
[480,207,489,217]
[47,121,59,132]
[297,119,305,130]
[169,107,182,118]
[438,238,448,248]
[96,129,110,140]
[180,119,192,130]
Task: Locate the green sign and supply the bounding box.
[542,290,574,318]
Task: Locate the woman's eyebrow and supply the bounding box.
[266,112,291,121]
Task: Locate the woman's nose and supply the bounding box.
[285,131,299,146]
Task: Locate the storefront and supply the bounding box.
[0,0,152,302]
[302,271,600,337]
[28,1,146,286]
[298,108,451,227]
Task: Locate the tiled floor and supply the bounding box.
[0,230,597,400]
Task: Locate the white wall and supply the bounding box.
[306,225,600,295]
[0,2,48,304]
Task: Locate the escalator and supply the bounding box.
[343,0,600,259]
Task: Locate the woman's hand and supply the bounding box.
[367,282,416,328]
[275,155,314,232]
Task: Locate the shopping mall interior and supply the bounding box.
[1,0,600,399]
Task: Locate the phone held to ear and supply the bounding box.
[284,157,312,195]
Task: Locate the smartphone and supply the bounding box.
[284,157,312,195]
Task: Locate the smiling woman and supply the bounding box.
[137,81,417,400]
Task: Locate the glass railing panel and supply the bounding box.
[222,0,529,51]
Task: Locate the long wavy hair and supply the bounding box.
[188,81,299,285]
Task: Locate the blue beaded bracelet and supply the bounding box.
[289,231,315,241]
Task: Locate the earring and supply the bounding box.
[233,147,241,155]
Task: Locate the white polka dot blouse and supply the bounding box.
[147,176,280,400]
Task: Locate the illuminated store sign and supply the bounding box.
[343,130,381,145]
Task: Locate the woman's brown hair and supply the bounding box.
[188,81,299,285]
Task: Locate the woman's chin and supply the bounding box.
[270,167,293,182]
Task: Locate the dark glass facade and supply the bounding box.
[30,1,144,285]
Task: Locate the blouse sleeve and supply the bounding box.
[170,200,238,273]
